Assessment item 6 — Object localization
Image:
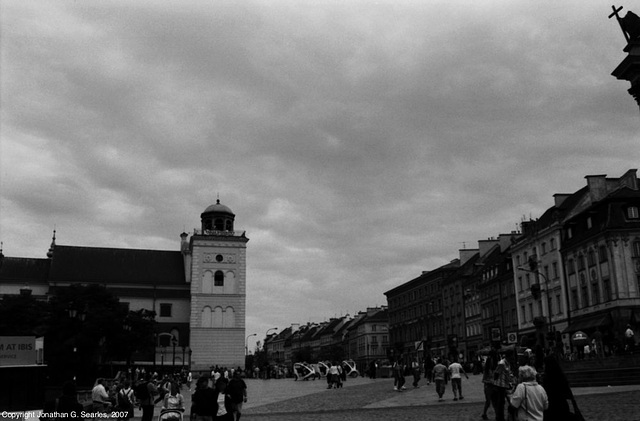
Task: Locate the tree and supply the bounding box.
[0,293,49,336]
[44,284,129,386]
[116,309,156,365]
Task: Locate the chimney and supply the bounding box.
[619,169,639,190]
[585,174,607,202]
[521,220,535,235]
[553,194,572,208]
[459,248,478,265]
[498,233,520,252]
[478,238,499,257]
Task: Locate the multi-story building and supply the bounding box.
[0,200,249,372]
[385,260,458,361]
[511,170,640,354]
[443,249,479,361]
[475,234,520,355]
[511,192,578,349]
[560,170,640,352]
[344,307,389,373]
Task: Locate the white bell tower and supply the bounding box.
[187,200,249,370]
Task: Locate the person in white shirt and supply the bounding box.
[447,360,469,401]
[91,378,111,411]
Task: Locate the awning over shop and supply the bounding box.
[562,313,612,333]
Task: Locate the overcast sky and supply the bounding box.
[1,0,639,351]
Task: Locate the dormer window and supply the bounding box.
[628,206,639,219]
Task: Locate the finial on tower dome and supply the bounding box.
[47,229,56,258]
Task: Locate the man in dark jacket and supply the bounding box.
[191,376,217,421]
[225,371,247,421]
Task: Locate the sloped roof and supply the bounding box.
[0,257,50,284]
[48,245,185,285]
[385,259,459,296]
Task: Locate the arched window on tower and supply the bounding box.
[202,271,214,294]
[215,270,224,287]
[224,271,235,294]
[214,218,224,230]
[223,306,235,328]
[213,306,223,327]
[225,220,233,231]
[202,306,212,328]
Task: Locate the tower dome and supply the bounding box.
[202,200,235,216]
[201,199,235,232]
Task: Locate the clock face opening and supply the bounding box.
[216,254,224,262]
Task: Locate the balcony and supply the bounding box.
[193,229,247,237]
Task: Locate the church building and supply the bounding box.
[0,200,249,372]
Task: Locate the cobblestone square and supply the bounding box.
[125,375,640,421]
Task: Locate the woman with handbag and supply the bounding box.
[509,365,548,421]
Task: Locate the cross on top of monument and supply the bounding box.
[609,5,640,43]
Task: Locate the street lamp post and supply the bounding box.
[172,336,178,367]
[67,305,86,382]
[246,333,257,356]
[517,264,554,348]
[264,328,278,366]
[123,320,132,377]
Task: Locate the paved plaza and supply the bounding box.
[128,374,640,421]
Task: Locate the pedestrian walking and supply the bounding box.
[432,358,449,401]
[116,381,135,421]
[328,361,342,388]
[393,359,406,391]
[447,358,469,401]
[225,371,247,421]
[481,350,498,420]
[509,365,548,421]
[491,355,513,421]
[135,374,157,421]
[411,358,421,388]
[191,376,216,421]
[368,359,377,379]
[424,355,435,385]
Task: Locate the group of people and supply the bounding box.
[41,367,247,421]
[481,349,580,421]
[109,368,247,421]
[190,370,248,421]
[390,357,469,402]
[326,361,346,389]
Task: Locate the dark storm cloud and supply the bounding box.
[1,0,639,344]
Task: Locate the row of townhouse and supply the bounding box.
[385,169,640,363]
[263,306,389,374]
